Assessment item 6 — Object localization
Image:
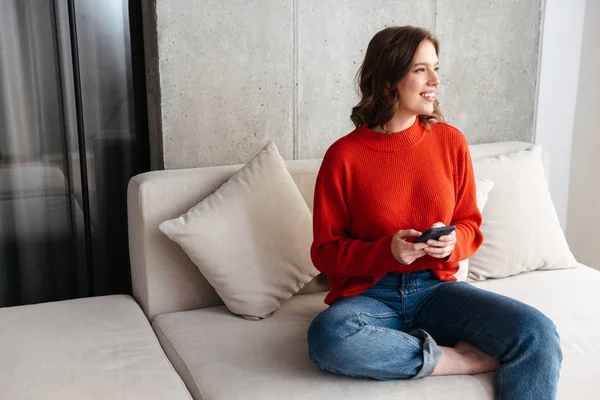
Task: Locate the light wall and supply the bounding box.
[142,0,542,169]
[534,0,587,229]
[566,0,600,269]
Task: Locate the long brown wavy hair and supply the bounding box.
[350,26,444,131]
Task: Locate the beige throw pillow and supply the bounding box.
[455,178,495,282]
[159,142,318,320]
[468,145,577,280]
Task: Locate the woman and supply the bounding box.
[307,26,562,400]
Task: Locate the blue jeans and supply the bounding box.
[307,271,562,400]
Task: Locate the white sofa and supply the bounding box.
[0,165,192,399]
[126,141,600,400]
[0,295,192,399]
[1,141,598,399]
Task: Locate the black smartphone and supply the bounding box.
[413,225,456,243]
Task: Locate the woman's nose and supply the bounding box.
[429,70,440,87]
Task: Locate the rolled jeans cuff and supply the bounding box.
[409,328,442,379]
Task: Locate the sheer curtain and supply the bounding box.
[0,0,84,306]
[0,0,146,307]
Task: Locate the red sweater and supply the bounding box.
[311,119,483,305]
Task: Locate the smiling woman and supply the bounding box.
[307,25,563,400]
[350,26,444,133]
[394,41,441,122]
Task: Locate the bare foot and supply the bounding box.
[432,341,498,376]
[454,341,499,372]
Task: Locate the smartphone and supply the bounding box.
[413,225,456,244]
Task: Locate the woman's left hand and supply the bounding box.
[424,222,456,259]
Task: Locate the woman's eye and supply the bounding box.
[434,67,440,72]
[415,68,425,73]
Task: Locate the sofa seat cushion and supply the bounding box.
[153,265,600,400]
[0,295,191,400]
[471,264,600,399]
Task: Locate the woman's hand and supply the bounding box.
[423,222,457,259]
[391,229,429,265]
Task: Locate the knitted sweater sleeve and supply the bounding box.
[310,147,399,277]
[446,141,484,263]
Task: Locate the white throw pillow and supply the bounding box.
[467,145,577,280]
[455,178,495,282]
[159,142,318,320]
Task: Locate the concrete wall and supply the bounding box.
[143,0,542,169]
[566,0,600,269]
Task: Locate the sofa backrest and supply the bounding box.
[127,141,548,321]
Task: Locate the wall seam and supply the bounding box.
[431,0,437,32]
[292,0,299,159]
[532,0,547,144]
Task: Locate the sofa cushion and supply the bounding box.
[471,265,600,399]
[153,293,493,400]
[0,295,191,400]
[455,177,494,282]
[468,145,577,280]
[159,142,318,320]
[153,265,600,400]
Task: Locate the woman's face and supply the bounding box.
[394,40,440,117]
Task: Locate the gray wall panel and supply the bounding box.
[155,0,294,169]
[145,0,543,168]
[435,0,542,143]
[296,0,432,159]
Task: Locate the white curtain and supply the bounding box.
[0,1,43,162]
[0,0,138,305]
[0,0,79,306]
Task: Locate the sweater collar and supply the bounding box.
[352,117,427,151]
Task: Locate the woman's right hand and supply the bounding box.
[391,229,429,265]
